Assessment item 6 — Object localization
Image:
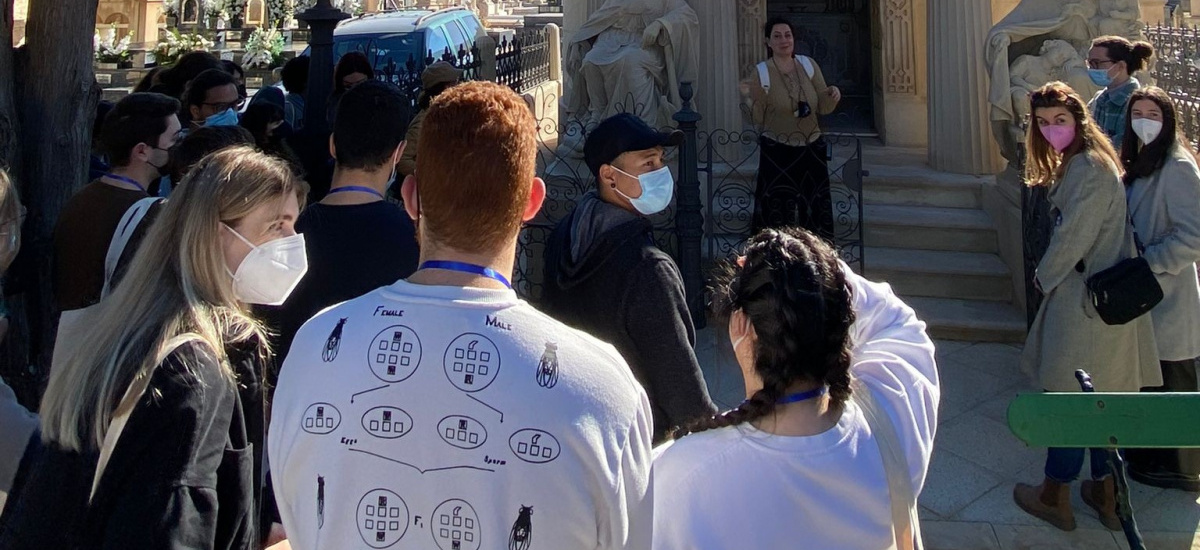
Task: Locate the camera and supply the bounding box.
[795,101,812,119]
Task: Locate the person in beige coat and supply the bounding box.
[1119,86,1200,491]
[1013,82,1160,533]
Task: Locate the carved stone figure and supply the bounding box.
[986,0,1097,162]
[559,0,699,156]
[1007,40,1096,132]
[1093,0,1144,37]
[986,0,1146,163]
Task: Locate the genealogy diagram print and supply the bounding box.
[443,333,501,392]
[367,325,423,383]
[356,489,411,548]
[431,499,482,550]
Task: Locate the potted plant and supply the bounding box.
[94,24,134,70]
[205,2,223,29]
[164,2,179,26]
[242,26,286,69]
[266,0,294,29]
[223,0,245,30]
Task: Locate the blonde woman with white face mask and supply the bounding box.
[1118,86,1200,493]
[0,147,308,550]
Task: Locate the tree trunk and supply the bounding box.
[0,0,100,409]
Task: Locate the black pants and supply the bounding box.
[752,137,834,240]
[1126,358,1200,491]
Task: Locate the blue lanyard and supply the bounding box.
[104,173,147,193]
[777,386,827,404]
[326,185,384,200]
[419,260,512,289]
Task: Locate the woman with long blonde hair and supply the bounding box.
[1014,82,1159,532]
[0,147,308,549]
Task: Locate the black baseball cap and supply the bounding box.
[584,113,684,177]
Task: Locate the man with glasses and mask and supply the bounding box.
[53,92,181,312]
[183,68,244,130]
[542,113,716,443]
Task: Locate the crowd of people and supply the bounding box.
[1014,35,1200,532]
[0,32,944,547]
[0,22,1193,550]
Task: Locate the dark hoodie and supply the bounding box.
[542,192,716,442]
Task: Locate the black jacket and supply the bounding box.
[542,199,716,442]
[0,341,260,550]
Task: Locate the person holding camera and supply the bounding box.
[740,17,841,239]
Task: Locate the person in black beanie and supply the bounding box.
[542,113,716,443]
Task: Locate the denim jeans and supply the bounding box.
[1045,447,1114,482]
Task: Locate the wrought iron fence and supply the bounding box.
[1145,23,1200,150]
[373,42,481,110]
[496,28,552,93]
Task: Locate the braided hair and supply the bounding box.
[673,228,855,439]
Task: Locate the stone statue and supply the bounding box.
[986,0,1097,163]
[559,0,699,156]
[1003,40,1097,153]
[1093,0,1144,37]
[986,0,1147,163]
[1012,41,1097,120]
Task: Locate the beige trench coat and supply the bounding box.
[1021,153,1162,391]
[1128,144,1200,361]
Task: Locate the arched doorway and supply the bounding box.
[97,11,131,35]
[182,0,199,23]
[247,0,265,25]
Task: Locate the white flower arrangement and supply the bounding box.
[336,0,363,16]
[242,27,285,68]
[204,1,224,19]
[156,29,216,65]
[223,0,245,23]
[265,0,294,27]
[164,1,179,17]
[94,24,134,64]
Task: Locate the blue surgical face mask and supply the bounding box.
[1088,67,1114,87]
[612,165,674,216]
[204,108,240,127]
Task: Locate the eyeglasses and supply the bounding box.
[202,98,246,112]
[1087,58,1116,69]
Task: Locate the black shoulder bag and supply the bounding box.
[1085,204,1163,325]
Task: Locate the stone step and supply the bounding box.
[864,247,1013,302]
[864,204,999,254]
[905,296,1027,343]
[863,177,983,209]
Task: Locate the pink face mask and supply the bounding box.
[1039,124,1076,153]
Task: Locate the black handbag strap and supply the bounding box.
[1126,183,1148,256]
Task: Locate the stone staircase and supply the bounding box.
[858,146,1026,343]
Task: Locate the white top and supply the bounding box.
[269,280,654,550]
[651,272,939,550]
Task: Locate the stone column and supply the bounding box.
[736,0,765,78]
[927,0,1002,175]
[689,0,741,140]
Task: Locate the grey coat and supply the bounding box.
[1021,153,1161,391]
[1128,144,1200,361]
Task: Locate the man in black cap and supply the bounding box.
[543,113,716,443]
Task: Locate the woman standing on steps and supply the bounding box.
[1013,82,1160,532]
[740,17,841,240]
[1118,87,1200,492]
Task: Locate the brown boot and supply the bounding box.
[1081,476,1122,531]
[1013,478,1076,531]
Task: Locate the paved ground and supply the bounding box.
[693,327,1200,549]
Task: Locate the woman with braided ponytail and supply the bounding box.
[652,227,939,550]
